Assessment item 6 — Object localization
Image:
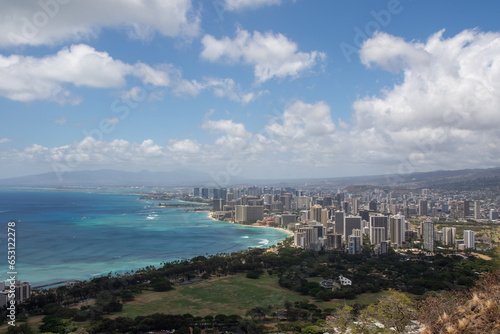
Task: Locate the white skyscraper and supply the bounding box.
[389,214,405,248]
[464,230,475,249]
[442,227,456,246]
[474,200,481,220]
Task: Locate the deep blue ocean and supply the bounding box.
[0,188,289,286]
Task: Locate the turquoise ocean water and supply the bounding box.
[0,188,289,286]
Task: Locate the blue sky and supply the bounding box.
[1,0,500,180]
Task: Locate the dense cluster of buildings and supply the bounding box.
[200,185,496,254]
[0,280,31,307]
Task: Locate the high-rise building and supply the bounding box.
[321,208,329,228]
[234,205,264,223]
[442,227,456,246]
[193,187,200,197]
[296,196,311,210]
[352,198,359,215]
[474,200,481,220]
[281,193,293,210]
[369,200,378,212]
[294,232,305,248]
[0,280,31,306]
[326,233,343,250]
[462,200,470,217]
[419,200,428,216]
[371,227,386,245]
[464,230,475,249]
[281,214,297,227]
[344,216,362,243]
[15,282,31,305]
[423,221,435,252]
[389,214,405,248]
[348,235,362,254]
[310,205,323,223]
[334,211,345,236]
[306,222,325,239]
[369,215,388,244]
[298,226,319,248]
[300,210,309,223]
[490,209,499,221]
[213,199,226,211]
[450,200,458,219]
[352,228,364,245]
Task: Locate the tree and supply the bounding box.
[7,323,34,334]
[365,290,416,333]
[246,306,266,322]
[330,305,353,332]
[152,277,174,291]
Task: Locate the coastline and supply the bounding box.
[207,211,294,237]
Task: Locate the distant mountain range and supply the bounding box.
[1,167,500,190]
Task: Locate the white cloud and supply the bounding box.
[360,31,431,72]
[167,139,200,154]
[0,0,200,47]
[202,119,251,139]
[0,44,185,103]
[202,77,267,104]
[348,29,500,172]
[5,29,500,178]
[355,29,500,132]
[0,138,11,144]
[202,118,254,152]
[224,0,281,11]
[266,100,335,139]
[196,30,500,174]
[201,28,325,83]
[0,44,268,104]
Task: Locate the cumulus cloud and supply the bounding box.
[0,138,11,144]
[195,29,500,174]
[0,0,200,47]
[0,43,266,104]
[5,29,500,178]
[0,44,174,103]
[201,28,326,83]
[202,119,251,139]
[355,29,500,131]
[1,44,263,104]
[266,100,335,139]
[167,139,200,154]
[360,31,431,72]
[350,29,500,171]
[224,0,281,11]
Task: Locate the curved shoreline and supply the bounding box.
[207,211,294,237]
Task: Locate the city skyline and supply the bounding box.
[1,1,500,179]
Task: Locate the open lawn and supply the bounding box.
[0,315,43,334]
[112,274,392,318]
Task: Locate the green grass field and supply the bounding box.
[112,274,390,318]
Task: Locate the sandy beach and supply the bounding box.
[207,212,294,236]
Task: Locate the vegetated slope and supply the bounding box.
[419,270,500,334]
